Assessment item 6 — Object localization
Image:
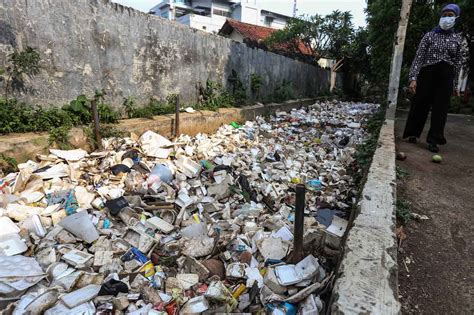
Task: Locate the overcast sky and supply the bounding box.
[112,0,367,27]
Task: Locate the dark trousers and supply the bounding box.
[403,62,454,144]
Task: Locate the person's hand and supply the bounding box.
[453,90,460,97]
[409,80,417,94]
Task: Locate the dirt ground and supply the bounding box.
[395,110,474,314]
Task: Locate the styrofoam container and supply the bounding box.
[274,265,302,286]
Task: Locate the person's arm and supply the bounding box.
[408,32,431,83]
[453,35,466,93]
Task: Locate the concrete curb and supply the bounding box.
[0,99,316,162]
[331,105,400,314]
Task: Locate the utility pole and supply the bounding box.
[387,0,413,118]
[293,0,297,18]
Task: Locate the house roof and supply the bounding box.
[219,19,274,42]
[218,19,312,56]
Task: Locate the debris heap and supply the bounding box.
[0,101,378,314]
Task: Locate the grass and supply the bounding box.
[351,105,386,189]
[396,165,409,180]
[0,154,18,174]
[397,199,412,224]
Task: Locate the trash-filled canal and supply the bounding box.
[0,101,379,314]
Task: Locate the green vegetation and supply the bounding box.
[0,154,18,174]
[250,74,263,96]
[351,106,386,188]
[123,96,176,119]
[198,79,236,111]
[63,93,119,125]
[227,70,247,106]
[0,96,119,134]
[396,165,409,180]
[84,124,126,148]
[1,47,41,99]
[265,11,354,62]
[273,80,294,103]
[48,126,72,150]
[264,11,370,98]
[397,199,412,224]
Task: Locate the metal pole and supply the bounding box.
[91,99,101,150]
[290,184,305,263]
[174,95,180,137]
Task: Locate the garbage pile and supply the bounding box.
[0,101,378,314]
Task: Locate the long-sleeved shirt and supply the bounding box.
[408,30,464,89]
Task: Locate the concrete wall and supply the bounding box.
[0,0,329,107]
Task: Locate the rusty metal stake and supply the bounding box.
[174,95,180,137]
[290,184,306,263]
[91,99,101,150]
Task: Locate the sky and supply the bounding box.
[112,0,367,27]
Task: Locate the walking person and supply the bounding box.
[403,4,464,153]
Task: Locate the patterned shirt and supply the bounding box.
[409,30,464,89]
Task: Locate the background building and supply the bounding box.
[149,0,291,33]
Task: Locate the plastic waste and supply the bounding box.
[58,211,99,243]
[150,164,173,184]
[98,279,129,296]
[0,100,379,313]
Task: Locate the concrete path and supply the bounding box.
[395,110,474,314]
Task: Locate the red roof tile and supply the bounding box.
[219,19,313,56]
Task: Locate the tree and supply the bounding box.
[0,47,41,100]
[265,11,355,62]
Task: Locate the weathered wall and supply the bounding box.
[0,0,329,107]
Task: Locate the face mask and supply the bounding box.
[439,16,456,30]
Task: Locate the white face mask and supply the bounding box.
[439,16,456,30]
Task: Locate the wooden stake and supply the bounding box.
[174,95,180,138]
[91,99,101,150]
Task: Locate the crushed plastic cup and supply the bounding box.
[150,164,173,184]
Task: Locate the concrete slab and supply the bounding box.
[331,117,400,314]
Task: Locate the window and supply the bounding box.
[174,0,191,5]
[264,16,274,26]
[161,11,169,18]
[213,8,231,17]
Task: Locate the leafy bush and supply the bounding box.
[250,74,263,97]
[63,94,119,124]
[123,96,175,119]
[98,103,119,123]
[48,126,72,149]
[227,70,247,106]
[273,80,294,102]
[0,96,120,134]
[198,80,236,111]
[62,95,92,125]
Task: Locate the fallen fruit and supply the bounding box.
[432,154,442,163]
[396,152,407,161]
